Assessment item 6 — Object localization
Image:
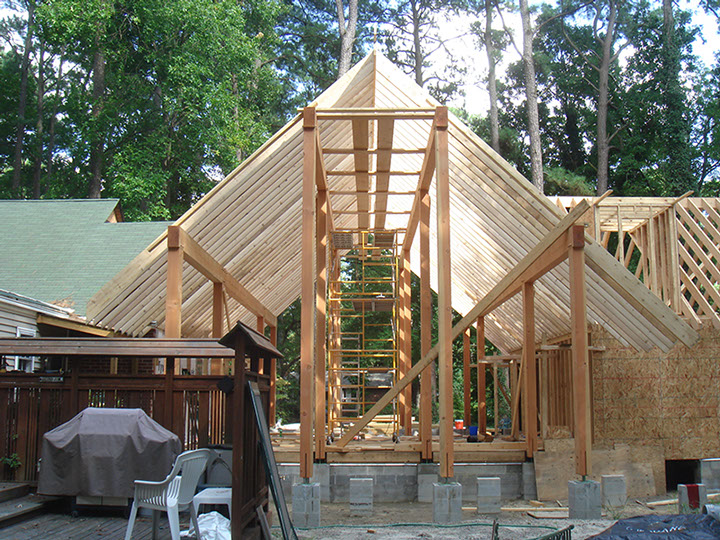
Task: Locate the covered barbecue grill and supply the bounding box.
[38,408,181,499]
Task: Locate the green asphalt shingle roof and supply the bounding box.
[0,199,169,317]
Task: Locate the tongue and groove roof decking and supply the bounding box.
[87,52,697,353]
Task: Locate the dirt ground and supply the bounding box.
[284,493,686,540]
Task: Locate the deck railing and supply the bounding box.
[0,371,268,483]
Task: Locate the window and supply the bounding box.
[14,327,36,372]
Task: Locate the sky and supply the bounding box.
[443,0,720,115]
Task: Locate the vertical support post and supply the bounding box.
[269,325,278,426]
[328,260,342,435]
[668,204,681,312]
[435,106,454,479]
[256,316,265,375]
[166,225,183,339]
[164,357,175,430]
[493,365,499,435]
[399,249,412,433]
[403,251,413,433]
[648,207,659,294]
[212,282,224,375]
[70,358,79,415]
[522,281,537,458]
[231,337,246,539]
[315,188,328,461]
[166,226,184,374]
[419,189,432,461]
[569,225,591,476]
[476,317,486,435]
[300,106,317,479]
[463,329,471,428]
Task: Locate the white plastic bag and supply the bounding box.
[180,511,231,540]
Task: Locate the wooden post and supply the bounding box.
[231,337,246,539]
[398,249,412,433]
[70,357,79,415]
[315,188,328,461]
[463,329,471,428]
[522,281,537,458]
[435,106,454,479]
[569,225,591,476]
[212,282,224,374]
[493,365,499,435]
[164,357,175,431]
[476,317,487,435]
[269,325,278,426]
[419,188,432,461]
[300,106,316,479]
[166,226,183,340]
[669,204,681,312]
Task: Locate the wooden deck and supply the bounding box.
[0,511,193,539]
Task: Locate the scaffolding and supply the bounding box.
[327,230,400,437]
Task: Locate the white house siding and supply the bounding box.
[0,297,39,371]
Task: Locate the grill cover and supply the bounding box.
[38,408,181,498]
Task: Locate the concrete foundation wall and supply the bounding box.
[278,462,526,503]
[591,325,720,460]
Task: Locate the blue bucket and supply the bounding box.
[468,425,478,437]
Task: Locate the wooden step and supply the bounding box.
[0,493,61,529]
[0,483,30,504]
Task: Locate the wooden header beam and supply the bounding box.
[167,226,277,327]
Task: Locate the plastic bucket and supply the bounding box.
[468,425,478,437]
[703,504,720,522]
[454,420,463,430]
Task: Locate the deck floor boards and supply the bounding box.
[0,511,196,539]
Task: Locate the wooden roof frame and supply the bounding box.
[87,51,698,356]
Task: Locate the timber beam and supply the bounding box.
[166,226,276,327]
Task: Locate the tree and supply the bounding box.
[336,0,358,77]
[518,0,544,191]
[10,0,35,195]
[469,0,510,153]
[383,0,465,102]
[659,0,694,194]
[559,0,633,194]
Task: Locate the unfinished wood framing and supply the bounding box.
[477,317,487,434]
[569,225,591,476]
[522,282,537,458]
[86,52,704,479]
[418,190,433,461]
[300,106,317,479]
[315,188,328,461]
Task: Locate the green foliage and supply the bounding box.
[1,453,21,470]
[544,167,594,196]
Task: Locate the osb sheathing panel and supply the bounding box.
[592,324,720,460]
[535,439,665,500]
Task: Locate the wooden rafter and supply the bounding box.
[374,118,395,230]
[402,113,439,252]
[352,119,371,230]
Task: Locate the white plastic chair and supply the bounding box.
[124,448,214,540]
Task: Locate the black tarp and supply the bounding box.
[589,514,720,540]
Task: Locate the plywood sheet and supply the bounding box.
[534,439,664,501]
